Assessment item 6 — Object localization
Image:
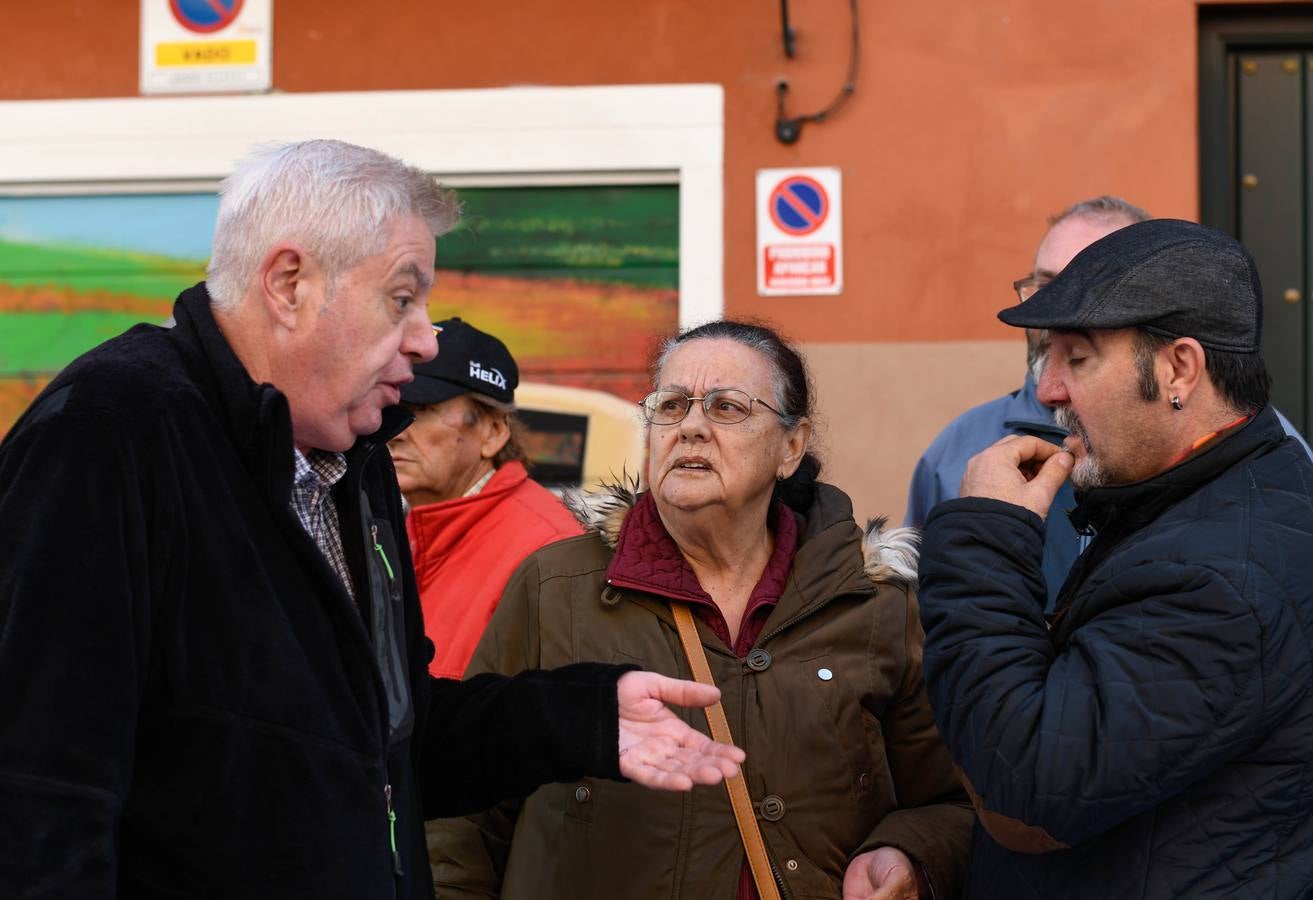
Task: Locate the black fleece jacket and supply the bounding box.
[0,284,627,899]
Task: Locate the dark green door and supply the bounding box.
[1200,10,1313,434]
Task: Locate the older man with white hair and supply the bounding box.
[0,140,742,899]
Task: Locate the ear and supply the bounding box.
[777,417,813,479]
[1165,338,1207,406]
[257,243,315,330]
[478,412,512,461]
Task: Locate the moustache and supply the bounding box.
[1054,406,1092,453]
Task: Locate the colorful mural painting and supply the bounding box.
[0,185,679,438]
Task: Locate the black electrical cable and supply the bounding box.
[780,0,796,58]
[775,0,860,144]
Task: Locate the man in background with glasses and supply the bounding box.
[905,196,1149,610]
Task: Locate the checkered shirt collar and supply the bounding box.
[289,448,353,600]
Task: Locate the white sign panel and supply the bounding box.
[756,166,843,296]
[140,0,272,95]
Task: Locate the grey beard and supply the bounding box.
[1053,406,1106,490]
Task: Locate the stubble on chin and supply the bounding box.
[1069,456,1108,491]
[1054,405,1106,490]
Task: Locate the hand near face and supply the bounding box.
[960,434,1074,520]
[842,847,927,900]
[615,671,745,790]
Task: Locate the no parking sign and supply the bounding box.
[756,167,843,296]
[140,0,272,94]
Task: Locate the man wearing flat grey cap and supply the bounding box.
[916,219,1313,898]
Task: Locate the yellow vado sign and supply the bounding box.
[155,41,257,67]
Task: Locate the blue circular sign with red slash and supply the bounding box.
[768,175,830,237]
[170,0,244,34]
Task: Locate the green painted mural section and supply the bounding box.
[0,240,205,298]
[0,313,155,373]
[442,186,679,288]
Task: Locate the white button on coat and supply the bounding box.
[817,667,833,681]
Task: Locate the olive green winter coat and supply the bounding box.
[427,482,972,899]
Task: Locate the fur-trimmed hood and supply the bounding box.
[563,477,919,588]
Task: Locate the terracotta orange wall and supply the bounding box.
[1,0,1298,520]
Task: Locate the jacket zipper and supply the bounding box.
[371,523,395,580]
[371,516,402,881]
[384,783,403,876]
[351,435,407,890]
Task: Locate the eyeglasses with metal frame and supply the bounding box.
[639,389,787,426]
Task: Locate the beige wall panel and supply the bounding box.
[803,339,1027,525]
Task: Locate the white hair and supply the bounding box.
[206,139,460,311]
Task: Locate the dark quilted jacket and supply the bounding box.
[918,406,1313,899]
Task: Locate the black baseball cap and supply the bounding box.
[400,317,518,405]
[999,218,1263,353]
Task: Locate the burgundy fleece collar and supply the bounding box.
[605,492,798,655]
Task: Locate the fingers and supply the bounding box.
[618,720,744,791]
[617,671,747,792]
[961,433,1073,517]
[869,872,915,900]
[853,846,919,900]
[687,758,741,784]
[644,672,722,709]
[990,433,1064,466]
[619,744,741,790]
[1029,446,1074,497]
[620,756,694,791]
[618,671,722,710]
[705,741,747,764]
[870,887,913,900]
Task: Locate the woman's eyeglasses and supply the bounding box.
[640,389,786,426]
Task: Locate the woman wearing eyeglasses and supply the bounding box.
[428,320,972,900]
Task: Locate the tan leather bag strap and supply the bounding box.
[671,602,782,900]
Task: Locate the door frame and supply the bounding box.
[1199,7,1313,431]
[1199,6,1313,233]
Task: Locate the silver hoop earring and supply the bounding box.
[1170,396,1183,411]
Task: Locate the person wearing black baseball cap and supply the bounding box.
[915,219,1313,898]
[388,317,580,681]
[391,316,521,512]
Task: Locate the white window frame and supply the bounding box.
[0,84,724,328]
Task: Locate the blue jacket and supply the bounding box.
[918,406,1313,898]
[905,373,1312,611]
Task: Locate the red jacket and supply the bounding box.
[406,461,582,678]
